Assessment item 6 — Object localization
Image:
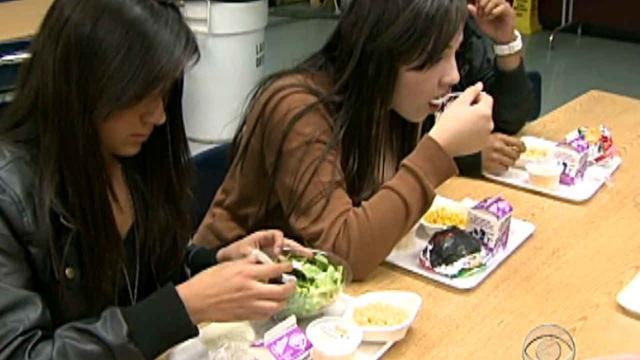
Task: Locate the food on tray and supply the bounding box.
[521,138,552,160]
[198,322,256,353]
[420,198,470,239]
[280,252,348,318]
[423,207,468,228]
[526,161,563,189]
[522,146,549,160]
[353,302,409,327]
[467,196,513,256]
[516,136,556,169]
[583,126,601,144]
[566,125,618,165]
[347,291,422,343]
[418,227,486,278]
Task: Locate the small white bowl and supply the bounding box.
[526,162,563,189]
[516,136,556,169]
[420,197,469,237]
[306,317,363,360]
[344,291,422,343]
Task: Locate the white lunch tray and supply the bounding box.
[483,156,622,203]
[249,294,395,360]
[386,198,535,290]
[248,341,394,360]
[167,295,395,360]
[167,328,394,360]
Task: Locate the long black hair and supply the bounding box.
[232,0,467,224]
[2,0,199,306]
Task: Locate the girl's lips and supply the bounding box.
[131,133,150,141]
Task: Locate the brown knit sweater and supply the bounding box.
[193,77,458,279]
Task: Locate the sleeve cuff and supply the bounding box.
[185,244,221,275]
[121,284,198,359]
[454,152,483,178]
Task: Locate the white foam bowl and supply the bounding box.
[343,290,422,343]
[515,136,556,169]
[526,162,563,189]
[419,197,469,237]
[306,317,363,360]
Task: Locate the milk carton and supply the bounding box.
[264,315,312,360]
[555,137,589,186]
[467,196,513,257]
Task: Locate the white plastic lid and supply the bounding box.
[182,0,268,35]
[306,317,362,356]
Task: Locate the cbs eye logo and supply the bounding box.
[522,324,576,360]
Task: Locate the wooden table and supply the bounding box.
[0,0,52,42]
[3,2,638,354]
[349,90,640,359]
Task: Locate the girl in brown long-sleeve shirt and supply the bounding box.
[194,0,495,280]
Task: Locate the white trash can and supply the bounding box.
[181,0,268,154]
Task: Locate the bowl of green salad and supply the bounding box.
[277,250,352,319]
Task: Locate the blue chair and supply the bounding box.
[191,143,231,229]
[526,70,542,121]
[0,40,31,117]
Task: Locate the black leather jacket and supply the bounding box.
[0,143,216,359]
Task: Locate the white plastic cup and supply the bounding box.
[526,162,563,189]
[306,317,362,360]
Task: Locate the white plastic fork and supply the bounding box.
[251,248,274,264]
[430,91,463,107]
[251,248,298,283]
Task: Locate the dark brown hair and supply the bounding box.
[232,0,467,225]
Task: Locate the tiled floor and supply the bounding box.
[523,31,640,114]
[263,15,640,116]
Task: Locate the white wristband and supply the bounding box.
[493,30,523,56]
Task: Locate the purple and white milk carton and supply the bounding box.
[467,196,513,257]
[555,136,589,186]
[264,316,312,360]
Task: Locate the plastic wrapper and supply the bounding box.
[419,227,486,278]
[569,125,618,165]
[200,322,257,360]
[208,343,257,360]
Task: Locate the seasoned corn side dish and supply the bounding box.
[353,303,409,327]
[521,146,549,160]
[423,207,467,228]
